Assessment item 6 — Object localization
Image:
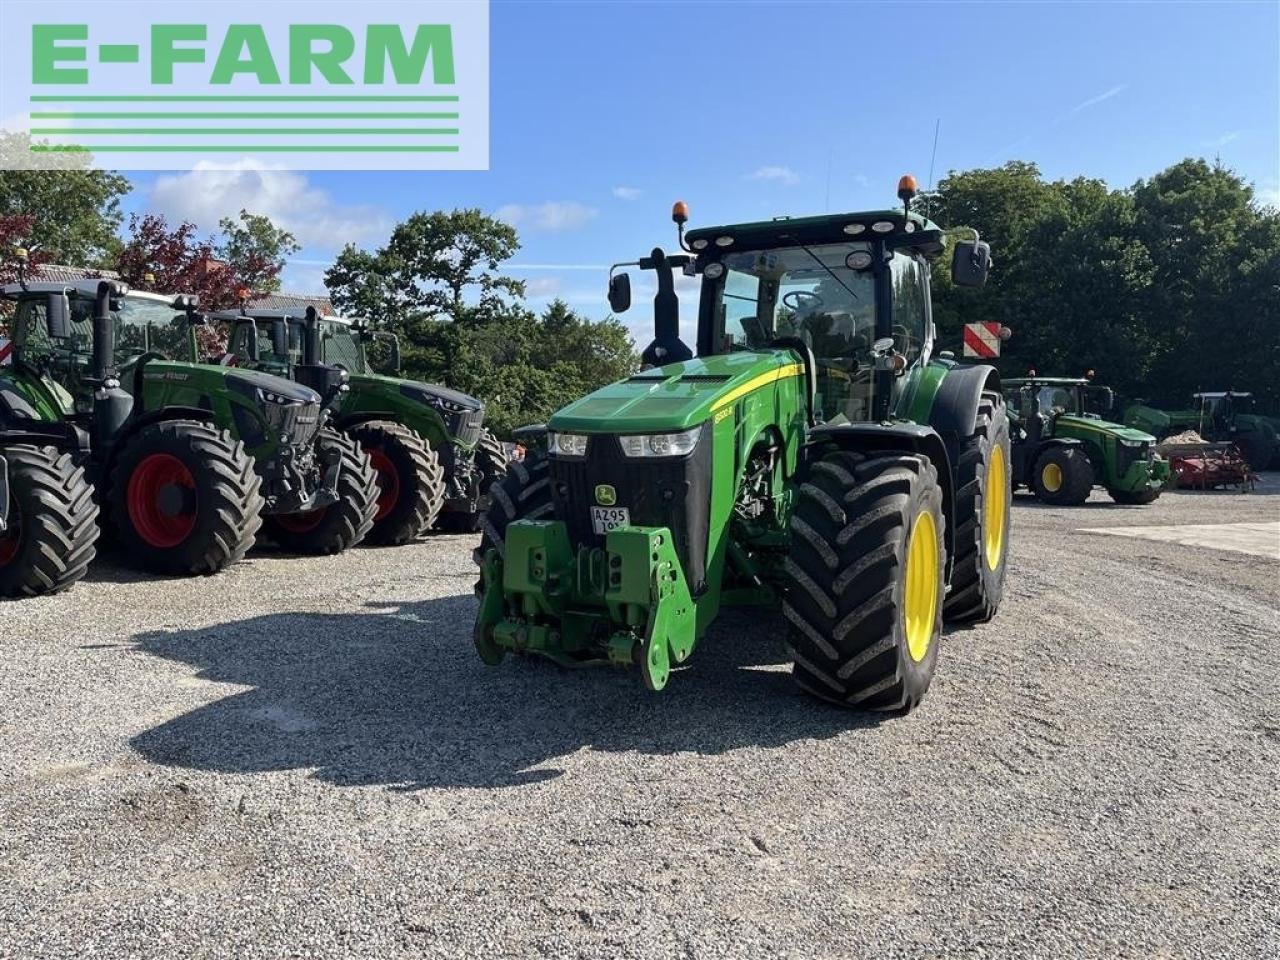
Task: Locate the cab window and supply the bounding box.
[890,253,928,361]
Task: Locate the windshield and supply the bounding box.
[320,321,368,373]
[712,243,876,356]
[61,296,189,365]
[1034,385,1079,416]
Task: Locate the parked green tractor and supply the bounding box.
[1125,392,1279,471]
[218,307,506,542]
[1004,376,1170,505]
[474,179,1011,711]
[0,275,378,597]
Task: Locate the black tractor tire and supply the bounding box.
[783,450,946,713]
[943,391,1012,625]
[1234,425,1276,473]
[263,428,379,555]
[0,445,99,598]
[1109,486,1160,505]
[1030,445,1094,506]
[346,420,444,546]
[472,450,553,577]
[475,429,509,494]
[109,420,263,576]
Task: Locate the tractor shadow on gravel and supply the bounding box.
[129,599,897,790]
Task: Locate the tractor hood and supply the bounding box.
[1058,414,1155,444]
[549,349,802,434]
[141,360,321,404]
[345,372,483,413]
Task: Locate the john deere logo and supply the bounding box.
[594,484,616,506]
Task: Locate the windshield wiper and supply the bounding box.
[799,244,860,302]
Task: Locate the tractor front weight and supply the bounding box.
[474,520,698,691]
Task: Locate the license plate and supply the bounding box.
[590,506,630,534]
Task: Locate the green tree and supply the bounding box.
[216,209,300,295]
[0,133,130,267]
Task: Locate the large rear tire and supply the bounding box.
[944,392,1012,624]
[1030,445,1093,506]
[346,421,444,546]
[0,445,99,598]
[109,421,262,575]
[475,429,509,494]
[263,428,379,555]
[1234,424,1276,473]
[472,450,553,580]
[783,450,945,713]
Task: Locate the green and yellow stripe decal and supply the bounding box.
[711,363,805,412]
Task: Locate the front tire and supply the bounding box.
[944,391,1012,624]
[472,450,553,577]
[1109,486,1160,505]
[1030,445,1093,506]
[474,429,509,495]
[109,421,262,575]
[263,428,379,555]
[346,421,444,546]
[0,445,99,598]
[783,450,946,713]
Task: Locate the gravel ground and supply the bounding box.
[2,477,1278,959]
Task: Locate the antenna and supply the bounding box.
[926,118,940,217]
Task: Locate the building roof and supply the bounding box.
[247,291,336,314]
[31,263,120,282]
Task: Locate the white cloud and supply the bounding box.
[613,186,643,201]
[146,162,391,252]
[746,165,799,185]
[522,276,563,298]
[1255,182,1280,208]
[494,201,598,232]
[1205,131,1240,148]
[279,262,331,295]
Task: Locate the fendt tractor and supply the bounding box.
[1004,376,1170,505]
[0,270,378,598]
[473,177,1012,711]
[1125,391,1279,471]
[215,306,507,541]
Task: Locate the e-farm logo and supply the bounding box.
[0,0,489,171]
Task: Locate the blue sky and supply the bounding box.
[119,0,1280,342]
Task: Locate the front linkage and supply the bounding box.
[476,521,695,690]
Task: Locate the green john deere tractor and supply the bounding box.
[1125,391,1279,471]
[1004,376,1171,505]
[473,179,1012,711]
[0,275,378,597]
[217,307,507,542]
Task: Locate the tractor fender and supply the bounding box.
[332,410,400,432]
[0,380,42,422]
[928,363,1001,438]
[808,422,956,580]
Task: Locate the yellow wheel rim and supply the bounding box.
[903,509,940,663]
[986,445,1009,571]
[1041,461,1063,493]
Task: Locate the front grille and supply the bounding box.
[450,408,484,447]
[548,426,712,592]
[265,399,323,448]
[1116,440,1148,477]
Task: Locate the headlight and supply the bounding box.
[1119,438,1143,448]
[548,432,589,457]
[257,388,302,405]
[619,427,701,458]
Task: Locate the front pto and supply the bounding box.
[474,520,697,690]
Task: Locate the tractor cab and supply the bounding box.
[1193,391,1253,432]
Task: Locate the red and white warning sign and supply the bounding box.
[962,322,1002,358]
[0,338,11,365]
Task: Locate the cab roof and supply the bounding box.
[211,308,349,324]
[1,280,185,308]
[685,209,946,258]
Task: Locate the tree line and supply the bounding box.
[2,138,1276,430]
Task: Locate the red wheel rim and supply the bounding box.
[274,507,327,533]
[368,447,400,521]
[0,498,19,566]
[127,453,198,548]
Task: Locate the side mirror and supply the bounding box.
[46,293,72,339]
[271,319,288,358]
[952,239,992,288]
[607,272,631,313]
